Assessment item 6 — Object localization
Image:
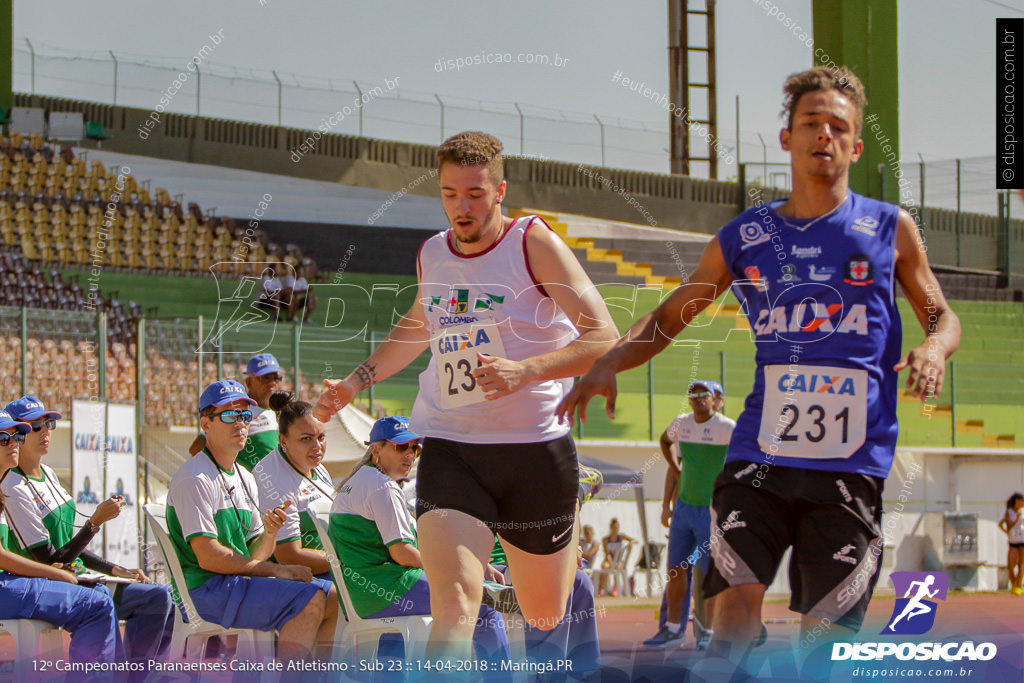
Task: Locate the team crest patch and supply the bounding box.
[448,288,470,314]
[739,222,770,250]
[843,254,874,286]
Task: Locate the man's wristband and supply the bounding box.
[84,520,101,534]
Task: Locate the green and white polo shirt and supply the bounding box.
[253,447,333,552]
[329,465,422,618]
[235,406,279,472]
[1,465,80,565]
[166,450,265,590]
[667,412,736,507]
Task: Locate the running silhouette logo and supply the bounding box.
[882,571,949,635]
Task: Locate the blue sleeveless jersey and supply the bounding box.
[717,192,902,479]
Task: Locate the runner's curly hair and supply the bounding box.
[781,66,867,135]
[437,131,504,185]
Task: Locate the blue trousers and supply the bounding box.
[0,572,119,668]
[114,581,175,663]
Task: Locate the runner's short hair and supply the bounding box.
[781,66,867,135]
[437,131,504,185]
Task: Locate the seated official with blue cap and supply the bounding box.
[188,353,286,472]
[2,395,175,668]
[166,380,337,663]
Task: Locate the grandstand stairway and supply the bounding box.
[508,208,706,289]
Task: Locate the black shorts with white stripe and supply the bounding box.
[703,459,885,632]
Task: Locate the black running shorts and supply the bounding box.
[415,434,579,555]
[704,460,885,631]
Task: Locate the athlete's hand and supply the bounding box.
[91,497,124,525]
[894,339,947,401]
[275,564,313,583]
[473,354,531,399]
[484,564,506,585]
[556,358,619,426]
[314,379,356,421]
[661,506,673,528]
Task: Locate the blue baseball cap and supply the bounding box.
[366,416,422,445]
[706,381,725,397]
[687,381,712,396]
[199,380,257,412]
[6,396,62,421]
[246,353,282,377]
[0,410,31,434]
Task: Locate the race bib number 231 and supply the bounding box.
[758,364,868,460]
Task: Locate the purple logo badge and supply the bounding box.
[882,571,949,635]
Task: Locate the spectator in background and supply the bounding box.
[580,525,598,569]
[255,265,290,317]
[285,264,317,323]
[999,492,1024,595]
[189,353,285,472]
[598,518,635,597]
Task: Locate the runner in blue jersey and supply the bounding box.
[558,66,961,667]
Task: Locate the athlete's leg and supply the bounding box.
[500,511,579,631]
[418,508,496,659]
[1008,546,1019,590]
[708,582,766,659]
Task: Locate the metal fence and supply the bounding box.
[1,305,1020,449]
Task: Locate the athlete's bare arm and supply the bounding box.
[472,225,619,399]
[275,539,330,575]
[314,281,432,420]
[556,237,733,424]
[892,210,961,401]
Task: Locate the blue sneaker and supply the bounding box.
[578,464,603,506]
[643,625,684,650]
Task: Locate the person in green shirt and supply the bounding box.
[167,380,337,663]
[644,380,735,651]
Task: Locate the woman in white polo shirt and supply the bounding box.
[253,393,333,578]
[328,416,509,663]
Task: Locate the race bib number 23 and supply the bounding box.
[758,364,867,460]
[434,321,507,409]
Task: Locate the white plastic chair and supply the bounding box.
[311,510,432,662]
[589,541,634,597]
[143,503,276,662]
[0,619,62,680]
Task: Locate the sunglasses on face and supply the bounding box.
[211,410,253,424]
[0,432,26,446]
[258,373,284,383]
[28,419,56,432]
[688,391,713,400]
[390,441,421,454]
